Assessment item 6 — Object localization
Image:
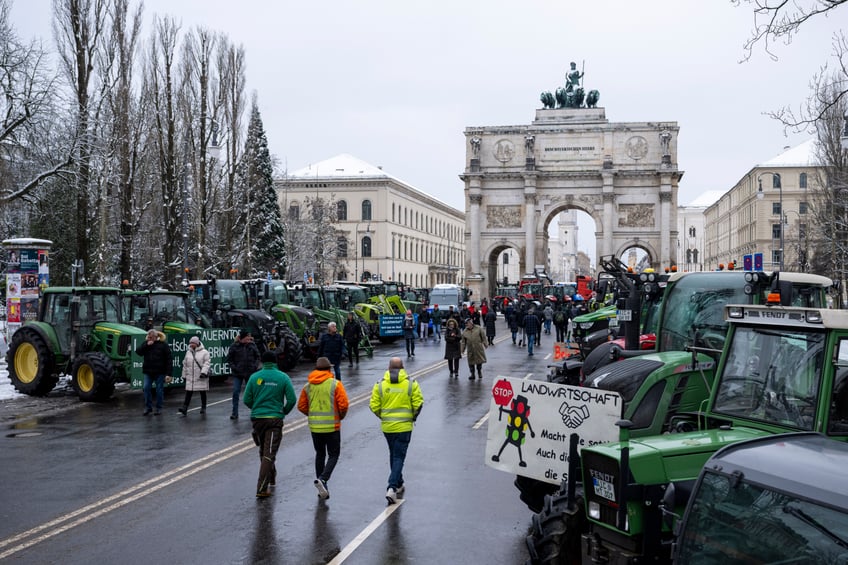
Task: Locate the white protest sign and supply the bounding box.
[485,376,622,485]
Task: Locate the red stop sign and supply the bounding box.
[492,378,514,407]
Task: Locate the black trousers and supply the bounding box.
[346,340,359,363]
[312,430,341,483]
[183,390,207,408]
[252,418,284,495]
[447,357,460,374]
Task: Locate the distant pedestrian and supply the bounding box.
[515,306,527,346]
[543,303,553,335]
[403,310,416,358]
[370,357,424,505]
[447,305,461,324]
[318,321,345,380]
[178,336,210,416]
[444,318,462,378]
[243,351,296,498]
[343,313,362,367]
[298,357,349,501]
[227,329,261,420]
[484,308,497,345]
[136,329,172,416]
[431,304,443,341]
[418,306,430,341]
[554,305,570,343]
[523,308,541,356]
[461,318,488,380]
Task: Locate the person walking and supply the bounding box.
[461,317,488,380]
[418,305,430,341]
[343,313,362,367]
[543,302,554,335]
[370,357,424,505]
[446,305,461,325]
[243,350,296,498]
[430,304,442,342]
[227,329,261,420]
[515,305,527,347]
[484,307,497,346]
[443,318,462,378]
[178,336,210,416]
[318,321,345,380]
[403,309,416,358]
[136,329,172,416]
[298,357,349,501]
[507,302,519,344]
[523,308,541,356]
[554,304,570,343]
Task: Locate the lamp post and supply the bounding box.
[756,172,783,271]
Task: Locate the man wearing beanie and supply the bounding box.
[243,350,296,498]
[297,356,349,500]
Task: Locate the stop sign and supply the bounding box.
[492,378,514,407]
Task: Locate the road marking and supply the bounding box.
[326,500,404,564]
[472,413,489,430]
[544,353,552,360]
[524,373,533,380]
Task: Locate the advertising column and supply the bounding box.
[3,238,53,338]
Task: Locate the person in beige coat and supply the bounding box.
[460,318,488,381]
[179,336,211,415]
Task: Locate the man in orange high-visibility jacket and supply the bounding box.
[370,357,424,505]
[298,356,349,500]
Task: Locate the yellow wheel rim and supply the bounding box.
[77,364,95,393]
[14,342,39,384]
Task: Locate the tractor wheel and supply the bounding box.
[7,328,58,396]
[525,492,585,565]
[71,352,116,402]
[276,327,302,371]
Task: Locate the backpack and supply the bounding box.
[554,311,565,325]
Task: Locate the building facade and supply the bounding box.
[704,140,819,272]
[279,154,465,288]
[677,205,706,272]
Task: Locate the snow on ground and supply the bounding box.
[0,364,22,401]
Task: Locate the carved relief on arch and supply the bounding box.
[486,206,522,228]
[617,203,655,228]
[658,191,673,203]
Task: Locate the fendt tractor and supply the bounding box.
[526,299,848,565]
[7,287,148,401]
[517,268,833,515]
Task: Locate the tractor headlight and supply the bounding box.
[589,501,601,520]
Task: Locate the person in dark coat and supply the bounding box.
[443,318,462,378]
[136,329,172,415]
[508,303,519,344]
[318,322,345,380]
[523,308,541,356]
[554,304,570,343]
[402,310,416,358]
[515,306,527,346]
[227,329,261,420]
[343,313,363,367]
[483,309,497,345]
[418,306,430,341]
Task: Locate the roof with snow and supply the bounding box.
[289,154,401,182]
[684,190,723,207]
[760,139,819,168]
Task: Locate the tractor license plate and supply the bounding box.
[592,477,616,502]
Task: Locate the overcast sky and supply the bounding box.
[10,1,841,256]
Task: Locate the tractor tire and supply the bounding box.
[6,328,58,396]
[71,352,116,402]
[515,475,560,513]
[526,492,586,565]
[276,327,302,371]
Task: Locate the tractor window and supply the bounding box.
[828,339,848,435]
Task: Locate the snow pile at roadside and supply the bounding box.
[0,363,22,401]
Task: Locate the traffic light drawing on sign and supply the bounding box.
[491,394,536,467]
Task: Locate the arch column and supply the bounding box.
[659,174,673,268]
[602,172,615,257]
[469,192,483,276]
[524,173,537,273]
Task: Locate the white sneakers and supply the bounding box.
[386,485,405,504]
[314,479,329,500]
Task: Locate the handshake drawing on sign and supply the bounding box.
[559,402,590,428]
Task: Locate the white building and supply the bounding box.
[279,154,466,288]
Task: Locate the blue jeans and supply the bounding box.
[384,431,412,489]
[332,361,342,381]
[433,322,441,340]
[527,333,536,355]
[544,320,552,334]
[143,373,165,411]
[232,376,245,416]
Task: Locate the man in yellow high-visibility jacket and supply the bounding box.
[370,357,424,505]
[298,357,349,500]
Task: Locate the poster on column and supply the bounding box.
[485,376,622,485]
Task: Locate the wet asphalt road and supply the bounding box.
[0,319,561,564]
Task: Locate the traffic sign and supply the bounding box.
[492,378,514,407]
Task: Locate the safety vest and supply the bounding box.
[376,376,415,432]
[305,379,339,433]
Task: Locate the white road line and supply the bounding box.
[544,353,552,360]
[326,501,405,564]
[472,413,489,430]
[523,373,533,380]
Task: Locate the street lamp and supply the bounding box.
[756,172,783,270]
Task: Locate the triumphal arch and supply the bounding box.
[460,76,682,299]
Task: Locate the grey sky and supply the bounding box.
[11,1,838,234]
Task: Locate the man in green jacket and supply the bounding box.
[243,350,296,498]
[370,357,424,505]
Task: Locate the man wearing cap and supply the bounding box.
[430,304,442,342]
[298,357,349,500]
[179,336,211,415]
[227,329,261,420]
[244,350,296,498]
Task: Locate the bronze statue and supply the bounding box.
[565,61,583,92]
[586,89,600,108]
[540,91,555,109]
[539,61,598,110]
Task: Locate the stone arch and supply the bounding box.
[483,241,523,297]
[613,240,657,269]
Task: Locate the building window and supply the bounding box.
[772,173,781,189]
[392,203,395,222]
[688,226,696,237]
[337,200,347,221]
[772,223,781,239]
[362,236,372,258]
[362,200,372,221]
[289,203,300,219]
[772,249,782,265]
[800,201,808,214]
[799,172,807,189]
[337,236,348,258]
[772,202,781,215]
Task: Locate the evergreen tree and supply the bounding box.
[236,98,285,276]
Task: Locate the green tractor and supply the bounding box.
[6,286,148,401]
